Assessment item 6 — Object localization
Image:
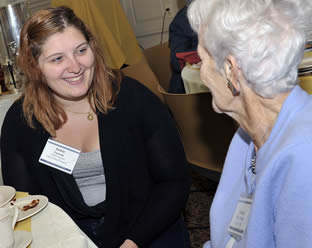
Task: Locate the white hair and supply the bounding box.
[188,0,312,97]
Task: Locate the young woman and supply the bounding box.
[1,7,190,248]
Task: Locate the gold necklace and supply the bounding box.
[65,108,94,121]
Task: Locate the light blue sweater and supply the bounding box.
[204,85,312,248]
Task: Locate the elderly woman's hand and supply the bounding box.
[120,239,138,248]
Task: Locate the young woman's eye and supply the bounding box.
[51,56,62,63]
[77,47,88,54]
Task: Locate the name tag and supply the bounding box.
[39,139,80,174]
[228,195,253,241]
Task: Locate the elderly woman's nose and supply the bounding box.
[67,57,81,73]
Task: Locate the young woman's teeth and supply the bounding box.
[65,75,82,82]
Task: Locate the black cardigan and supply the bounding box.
[1,77,190,248]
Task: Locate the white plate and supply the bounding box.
[8,195,49,222]
[0,185,16,207]
[14,230,32,248]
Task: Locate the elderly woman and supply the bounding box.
[187,0,312,247]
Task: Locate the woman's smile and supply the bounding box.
[38,26,95,102]
[63,73,84,84]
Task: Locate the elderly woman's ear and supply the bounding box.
[224,55,240,96]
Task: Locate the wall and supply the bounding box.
[28,0,51,14]
[29,1,186,49]
[121,0,185,49]
[29,0,184,49]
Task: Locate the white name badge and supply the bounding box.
[39,139,80,174]
[227,195,253,241]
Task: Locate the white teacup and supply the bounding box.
[0,206,18,248]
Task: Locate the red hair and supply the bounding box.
[17,6,122,136]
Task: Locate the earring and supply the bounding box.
[227,79,240,96]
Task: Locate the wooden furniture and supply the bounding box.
[121,58,165,103]
[159,86,236,174]
[299,74,312,94]
[143,42,171,91]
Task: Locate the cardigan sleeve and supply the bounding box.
[123,78,190,246]
[1,101,35,191]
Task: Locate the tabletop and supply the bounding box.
[14,192,98,248]
[181,63,312,95]
[181,64,209,94]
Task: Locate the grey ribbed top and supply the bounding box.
[72,150,106,206]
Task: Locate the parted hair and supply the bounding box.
[17,6,122,136]
[188,0,312,97]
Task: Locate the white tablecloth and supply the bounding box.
[31,202,98,248]
[181,65,209,94]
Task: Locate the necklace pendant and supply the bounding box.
[87,112,94,121]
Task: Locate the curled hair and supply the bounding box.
[188,0,312,97]
[17,6,122,136]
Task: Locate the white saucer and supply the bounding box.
[0,185,16,207]
[8,195,49,222]
[14,230,32,248]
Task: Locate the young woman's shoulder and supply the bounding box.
[3,97,24,123]
[1,97,28,140]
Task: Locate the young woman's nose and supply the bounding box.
[67,57,81,73]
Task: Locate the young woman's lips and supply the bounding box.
[63,74,83,84]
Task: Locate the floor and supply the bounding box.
[184,169,219,248]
